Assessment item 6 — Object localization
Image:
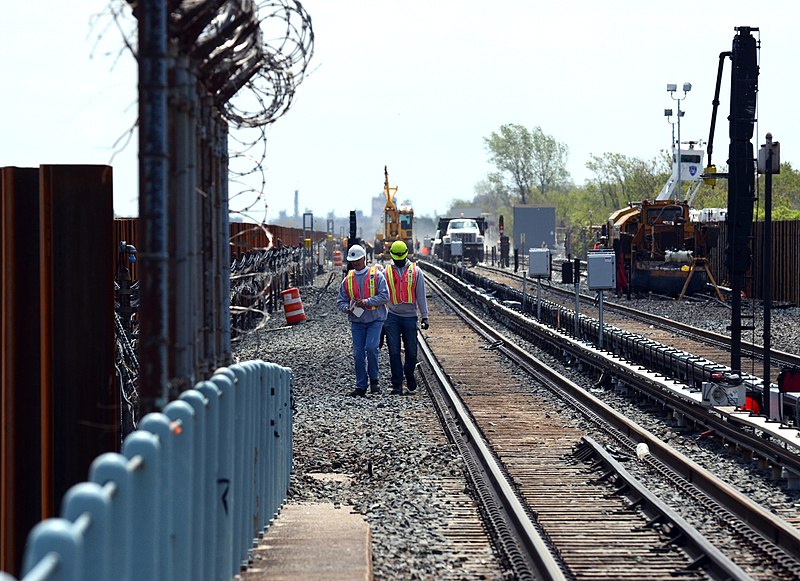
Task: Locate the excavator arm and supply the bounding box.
[383,165,397,211]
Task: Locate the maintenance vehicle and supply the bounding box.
[434,216,486,265]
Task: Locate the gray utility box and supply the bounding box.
[528,248,551,278]
[450,241,463,256]
[587,252,616,290]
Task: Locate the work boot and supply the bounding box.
[406,379,417,392]
[348,388,367,397]
[370,379,381,394]
[390,384,402,395]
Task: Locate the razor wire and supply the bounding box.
[103,0,315,427]
[100,0,315,222]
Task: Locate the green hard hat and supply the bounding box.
[389,240,408,260]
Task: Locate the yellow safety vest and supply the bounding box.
[386,263,417,305]
[345,266,380,309]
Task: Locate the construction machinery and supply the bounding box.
[376,166,414,259]
[608,27,758,298]
[608,197,720,297]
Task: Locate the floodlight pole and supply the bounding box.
[668,83,691,200]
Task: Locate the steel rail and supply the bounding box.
[426,274,800,563]
[417,333,568,581]
[438,260,800,460]
[477,262,800,369]
[577,437,751,581]
[440,261,800,473]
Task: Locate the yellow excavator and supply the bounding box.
[376,166,414,259]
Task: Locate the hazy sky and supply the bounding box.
[2,1,797,220]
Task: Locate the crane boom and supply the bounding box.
[379,166,414,258]
[383,165,397,211]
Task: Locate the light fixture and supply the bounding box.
[666,81,692,200]
[664,108,673,116]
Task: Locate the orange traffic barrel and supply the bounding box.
[333,249,343,267]
[281,287,306,324]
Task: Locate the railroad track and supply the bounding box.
[473,262,800,387]
[416,275,800,579]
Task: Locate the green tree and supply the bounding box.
[693,161,800,216]
[530,126,570,202]
[585,152,666,209]
[484,124,569,205]
[473,172,512,209]
[484,124,534,204]
[766,161,800,213]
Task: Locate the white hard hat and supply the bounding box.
[346,244,366,261]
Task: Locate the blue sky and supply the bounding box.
[1,1,797,220]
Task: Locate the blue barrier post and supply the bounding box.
[22,519,81,580]
[177,390,207,581]
[211,369,235,580]
[232,363,250,569]
[163,399,195,581]
[256,362,267,531]
[60,482,111,580]
[139,412,176,580]
[122,430,161,581]
[196,381,221,581]
[11,359,293,581]
[90,453,133,581]
[266,363,278,523]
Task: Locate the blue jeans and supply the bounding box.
[351,319,384,390]
[384,312,418,388]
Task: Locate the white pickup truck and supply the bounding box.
[441,218,485,265]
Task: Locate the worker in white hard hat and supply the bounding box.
[383,240,429,395]
[337,244,389,396]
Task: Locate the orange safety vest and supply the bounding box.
[345,265,380,309]
[385,263,417,305]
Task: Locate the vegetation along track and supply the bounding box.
[415,274,800,579]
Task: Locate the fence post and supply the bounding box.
[122,430,161,581]
[178,390,208,581]
[90,453,133,581]
[230,363,246,571]
[139,413,176,581]
[21,519,81,580]
[163,400,196,581]
[265,363,278,521]
[197,381,221,580]
[244,362,257,557]
[256,362,268,530]
[210,369,236,580]
[60,482,111,580]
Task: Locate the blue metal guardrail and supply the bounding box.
[2,360,292,581]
